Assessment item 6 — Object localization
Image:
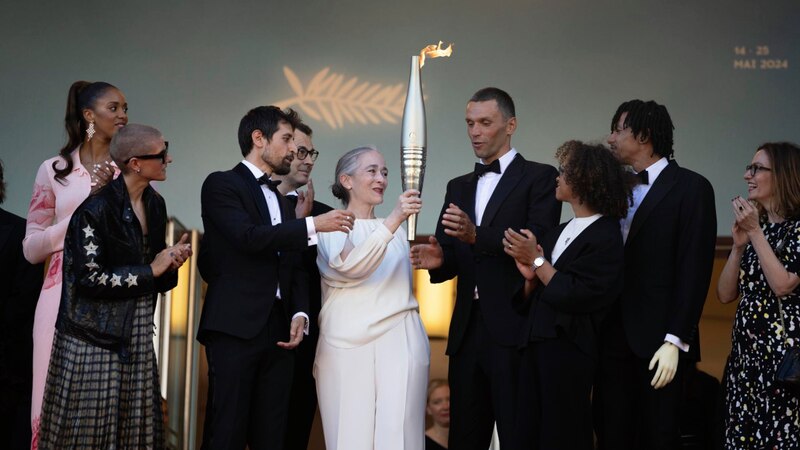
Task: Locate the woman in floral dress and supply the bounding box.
[717,142,800,449]
[23,81,126,447]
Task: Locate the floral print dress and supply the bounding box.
[724,220,800,449]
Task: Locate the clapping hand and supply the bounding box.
[151,233,192,277]
[503,228,539,267]
[90,161,116,193]
[295,179,316,219]
[732,196,758,247]
[441,204,476,244]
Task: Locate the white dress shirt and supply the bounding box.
[241,160,312,330]
[475,149,518,226]
[474,149,518,299]
[620,157,668,244]
[551,214,602,264]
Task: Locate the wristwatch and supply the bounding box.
[532,256,546,271]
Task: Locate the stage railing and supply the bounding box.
[155,218,203,450]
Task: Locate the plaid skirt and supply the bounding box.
[39,296,164,449]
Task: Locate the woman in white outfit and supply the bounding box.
[315,145,430,450]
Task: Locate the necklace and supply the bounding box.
[561,219,581,246]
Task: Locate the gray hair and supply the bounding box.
[110,124,163,172]
[331,145,378,206]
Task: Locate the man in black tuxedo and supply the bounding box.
[0,160,43,450]
[411,87,561,449]
[594,100,717,450]
[272,121,332,450]
[198,106,353,450]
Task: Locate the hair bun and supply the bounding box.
[331,183,347,201]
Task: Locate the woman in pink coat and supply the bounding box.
[23,80,127,447]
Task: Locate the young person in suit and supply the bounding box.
[593,100,717,450]
[197,106,352,450]
[410,87,561,449]
[272,121,333,450]
[503,140,632,450]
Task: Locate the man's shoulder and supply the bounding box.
[448,172,474,184]
[504,151,551,168]
[445,155,556,182]
[313,200,334,214]
[0,207,25,227]
[670,162,713,192]
[203,166,246,188]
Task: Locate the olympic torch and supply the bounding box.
[401,42,452,240]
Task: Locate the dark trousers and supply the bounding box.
[449,304,521,450]
[593,346,687,450]
[516,337,595,450]
[0,385,31,450]
[201,301,294,450]
[284,331,318,450]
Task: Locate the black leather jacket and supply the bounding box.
[57,176,177,360]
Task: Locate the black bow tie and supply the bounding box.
[635,170,649,185]
[258,175,282,191]
[474,160,501,178]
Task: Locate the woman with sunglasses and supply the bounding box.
[38,124,191,448]
[717,142,800,449]
[503,140,632,449]
[22,81,127,446]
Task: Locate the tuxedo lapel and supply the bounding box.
[481,154,525,225]
[233,163,271,224]
[627,161,679,244]
[461,175,478,224]
[277,192,291,220]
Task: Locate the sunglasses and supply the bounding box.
[296,146,319,162]
[124,141,170,164]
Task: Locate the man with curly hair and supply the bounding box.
[594,100,717,450]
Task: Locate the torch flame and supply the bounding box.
[419,41,454,68]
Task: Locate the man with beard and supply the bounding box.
[272,121,333,450]
[198,106,353,449]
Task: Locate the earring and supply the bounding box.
[86,121,96,141]
[136,168,141,174]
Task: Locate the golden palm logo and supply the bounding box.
[274,67,406,130]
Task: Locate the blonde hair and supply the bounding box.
[426,378,449,405]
